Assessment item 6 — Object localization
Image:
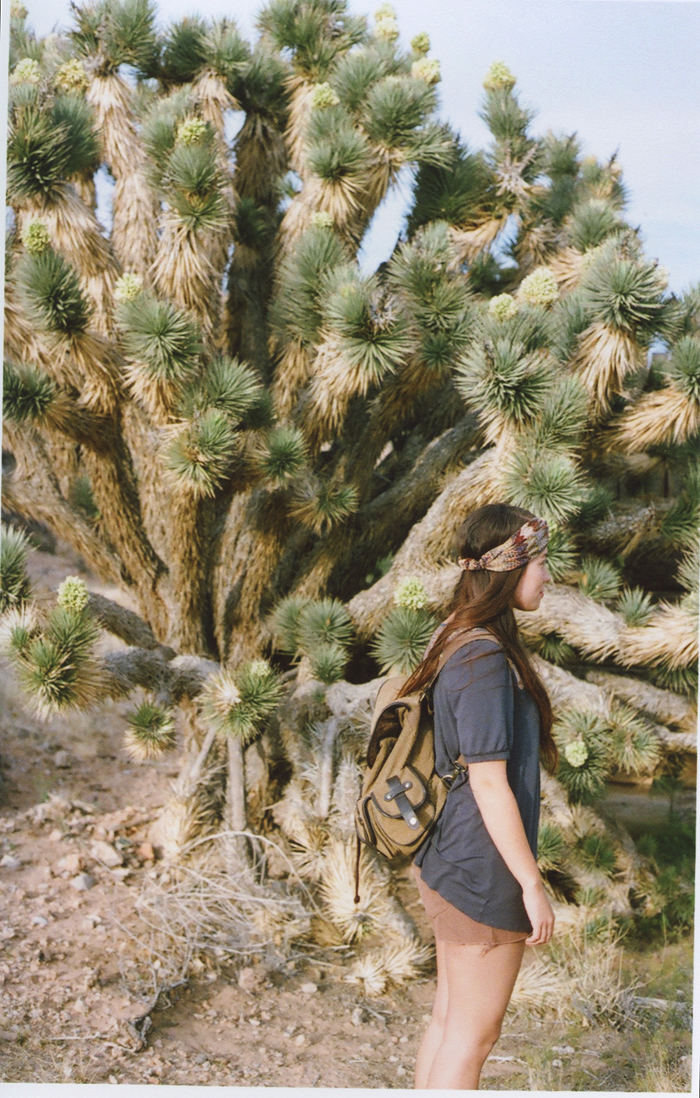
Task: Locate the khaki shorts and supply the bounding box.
[412,863,529,951]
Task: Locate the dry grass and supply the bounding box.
[571,322,642,417]
[613,385,700,451]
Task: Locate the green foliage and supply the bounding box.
[71,0,158,72]
[578,555,622,602]
[308,640,348,683]
[268,595,311,655]
[456,336,553,431]
[323,273,412,386]
[0,524,33,613]
[180,356,261,422]
[162,143,228,232]
[607,702,661,776]
[532,631,577,665]
[530,375,589,452]
[203,660,284,746]
[307,120,370,182]
[567,198,625,252]
[2,360,58,426]
[580,252,668,338]
[120,295,202,382]
[51,94,101,179]
[165,410,238,497]
[16,605,101,715]
[17,249,91,335]
[503,446,588,525]
[616,586,654,626]
[69,476,100,524]
[667,334,700,403]
[124,699,177,760]
[543,525,578,582]
[271,225,347,347]
[331,42,400,114]
[537,820,566,870]
[203,18,250,83]
[256,425,307,486]
[370,605,437,675]
[297,598,354,653]
[157,16,208,83]
[554,709,610,803]
[540,131,580,180]
[257,0,366,81]
[362,75,436,150]
[577,832,618,877]
[290,479,359,533]
[7,105,73,200]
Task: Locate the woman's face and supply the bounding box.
[510,551,551,611]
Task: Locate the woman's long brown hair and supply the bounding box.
[402,502,558,773]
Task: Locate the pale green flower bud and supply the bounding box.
[11,2,28,20]
[57,576,89,614]
[375,3,397,19]
[410,32,430,56]
[394,577,429,612]
[310,211,334,230]
[374,15,400,42]
[519,267,559,308]
[54,58,89,94]
[114,273,144,302]
[10,58,41,86]
[176,117,208,145]
[310,82,340,109]
[411,58,440,86]
[21,219,51,256]
[483,61,516,91]
[248,659,272,678]
[564,739,589,768]
[488,293,518,321]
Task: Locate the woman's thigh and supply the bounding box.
[442,938,525,1044]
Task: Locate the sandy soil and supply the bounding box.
[0,540,694,1089]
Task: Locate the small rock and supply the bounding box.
[48,829,63,843]
[300,981,318,995]
[0,855,21,870]
[552,1058,562,1068]
[90,841,123,868]
[70,872,96,892]
[31,916,49,928]
[57,853,82,874]
[396,1065,407,1077]
[53,750,71,769]
[351,1006,365,1026]
[294,1034,306,1046]
[73,998,87,1014]
[238,966,264,992]
[389,1055,398,1063]
[136,842,155,863]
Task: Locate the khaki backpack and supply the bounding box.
[353,626,495,902]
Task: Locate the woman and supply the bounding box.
[407,502,558,1090]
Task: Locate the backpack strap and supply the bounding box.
[425,625,496,691]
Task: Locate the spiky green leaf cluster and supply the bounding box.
[290,479,359,534]
[271,225,347,348]
[120,294,202,382]
[616,586,654,626]
[165,410,238,497]
[533,632,577,666]
[370,605,437,675]
[17,249,91,335]
[580,251,668,337]
[71,0,158,72]
[255,425,307,486]
[124,699,177,760]
[578,555,622,603]
[537,820,567,870]
[0,524,33,613]
[577,832,618,877]
[323,273,412,386]
[268,595,354,682]
[3,360,58,426]
[667,335,700,403]
[504,445,589,526]
[607,702,661,776]
[456,337,552,432]
[554,709,610,803]
[13,604,101,716]
[201,660,284,745]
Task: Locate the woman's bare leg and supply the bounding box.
[414,939,448,1089]
[424,939,525,1090]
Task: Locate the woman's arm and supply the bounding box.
[468,759,554,945]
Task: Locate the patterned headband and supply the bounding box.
[457,517,549,572]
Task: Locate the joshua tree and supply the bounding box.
[2,0,697,973]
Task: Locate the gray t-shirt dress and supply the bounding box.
[413,633,541,933]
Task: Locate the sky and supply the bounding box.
[3,0,700,295]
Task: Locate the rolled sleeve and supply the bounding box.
[439,639,514,763]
